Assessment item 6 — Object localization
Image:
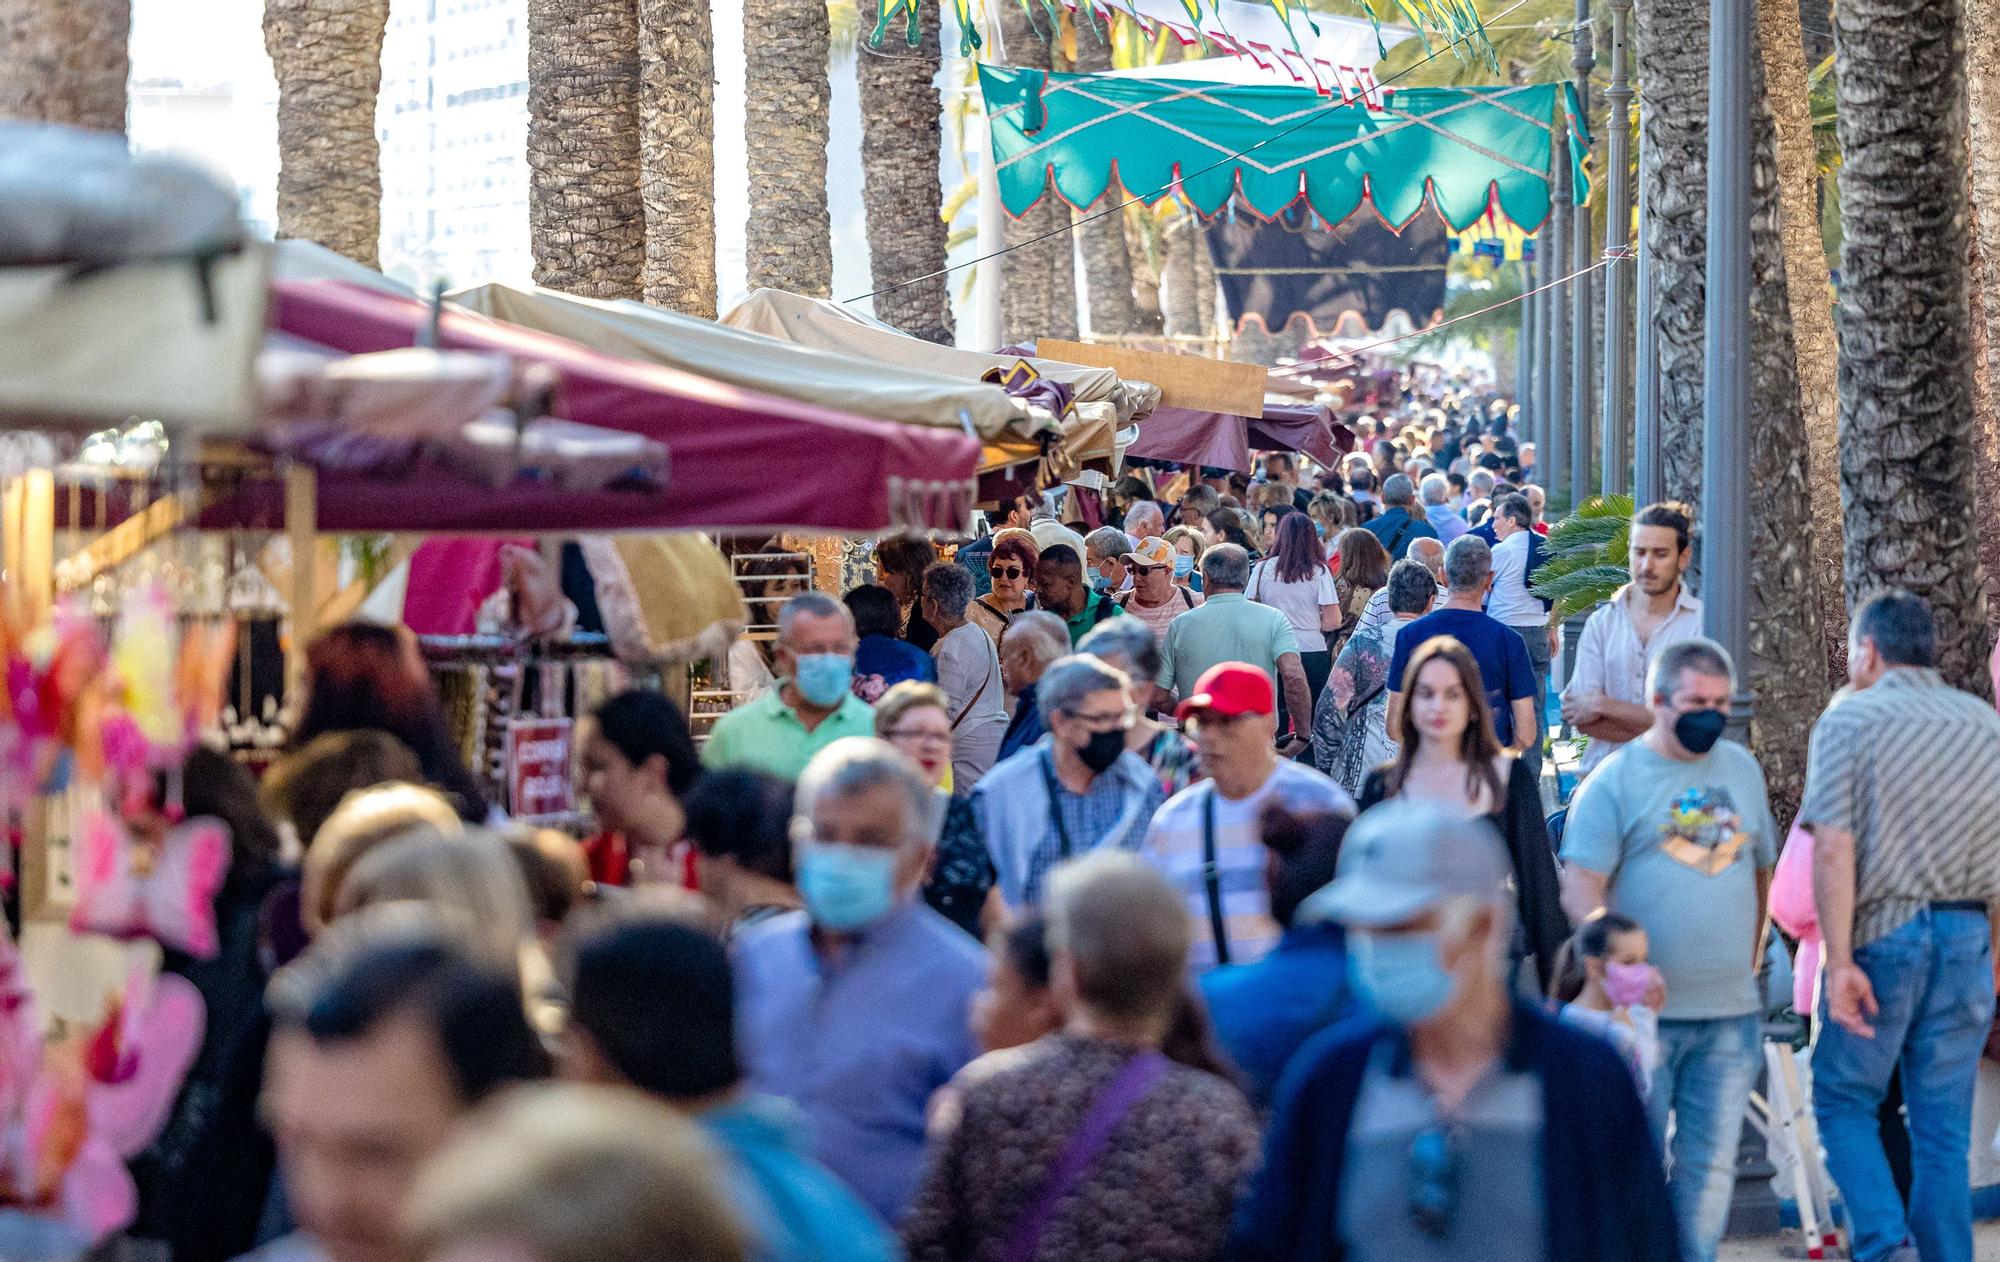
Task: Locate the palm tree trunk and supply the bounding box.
[1068,27,1145,338]
[1125,207,1165,334]
[1192,218,1217,338]
[858,5,955,343]
[1161,203,1201,338]
[1637,0,1829,816]
[1759,0,1847,684]
[263,0,388,267]
[526,0,646,299]
[1833,0,1993,695]
[1956,0,2000,634]
[0,0,129,133]
[743,0,832,296]
[638,0,717,316]
[996,3,1077,345]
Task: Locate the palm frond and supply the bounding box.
[1530,564,1629,620]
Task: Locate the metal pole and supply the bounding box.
[974,5,1006,350]
[1601,0,1633,497]
[1634,106,1662,506]
[1569,0,1595,507]
[1518,255,1536,431]
[1703,0,1752,723]
[1547,156,1571,501]
[1531,237,1549,474]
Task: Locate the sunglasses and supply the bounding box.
[1406,1123,1460,1239]
[991,566,1027,580]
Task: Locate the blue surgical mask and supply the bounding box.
[1172,555,1194,578]
[1349,930,1457,1026]
[796,843,898,931]
[1091,572,1112,594]
[1314,521,1329,540]
[793,653,855,708]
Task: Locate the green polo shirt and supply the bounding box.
[1065,592,1125,646]
[1155,592,1298,696]
[701,686,877,779]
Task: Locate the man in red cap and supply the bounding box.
[1141,661,1355,969]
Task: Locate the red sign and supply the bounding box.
[506,718,575,819]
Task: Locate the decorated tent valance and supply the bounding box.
[980,68,1589,234]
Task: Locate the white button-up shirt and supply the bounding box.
[1562,582,1705,775]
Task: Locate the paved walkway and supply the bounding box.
[1722,1222,2000,1259]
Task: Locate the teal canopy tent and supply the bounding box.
[980,67,1589,234]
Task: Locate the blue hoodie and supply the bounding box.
[702,1094,903,1262]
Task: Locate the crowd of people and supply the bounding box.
[59,391,2000,1262]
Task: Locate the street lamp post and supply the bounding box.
[1634,117,1662,506]
[1569,0,1596,508]
[1601,0,1633,497]
[1547,153,1571,501]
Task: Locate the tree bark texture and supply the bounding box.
[1068,29,1146,337]
[1125,207,1166,334]
[1162,204,1201,338]
[0,0,129,133]
[264,0,388,268]
[1959,0,2000,638]
[1759,0,1848,684]
[996,0,1078,345]
[1635,0,1828,815]
[527,0,646,299]
[1192,218,1217,336]
[639,0,717,316]
[1833,0,1993,696]
[743,0,832,296]
[858,3,955,343]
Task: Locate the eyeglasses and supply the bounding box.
[1061,707,1136,731]
[1406,1123,1460,1239]
[883,727,952,746]
[991,566,1027,580]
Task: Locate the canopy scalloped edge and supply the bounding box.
[981,68,1589,236]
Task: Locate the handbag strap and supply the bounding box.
[950,633,1000,729]
[1202,791,1231,965]
[999,1051,1172,1262]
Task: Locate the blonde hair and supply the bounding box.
[334,827,536,965]
[301,783,463,935]
[873,681,950,737]
[404,1084,746,1262]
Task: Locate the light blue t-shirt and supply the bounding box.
[1560,738,1778,1020]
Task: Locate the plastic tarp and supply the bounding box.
[262,279,980,536]
[980,70,1590,233]
[1128,400,1346,471]
[449,282,1045,446]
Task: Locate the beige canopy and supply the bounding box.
[449,282,1047,448]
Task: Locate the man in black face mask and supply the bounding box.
[970,654,1168,912]
[1557,637,1780,1262]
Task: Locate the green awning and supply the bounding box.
[980,68,1589,233]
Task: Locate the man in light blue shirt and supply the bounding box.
[732,737,987,1226]
[1560,638,1777,1262]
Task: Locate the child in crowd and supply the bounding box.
[1554,912,1663,1099]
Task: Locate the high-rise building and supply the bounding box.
[377,0,531,290]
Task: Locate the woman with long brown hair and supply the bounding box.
[1328,526,1390,657]
[1355,635,1569,991]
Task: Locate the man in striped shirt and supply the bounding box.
[1802,591,2000,1262]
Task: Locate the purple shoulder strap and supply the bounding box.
[998,1051,1172,1262]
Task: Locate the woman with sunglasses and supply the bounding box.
[1357,636,1569,993]
[967,530,1039,648]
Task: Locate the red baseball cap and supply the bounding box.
[1175,662,1276,722]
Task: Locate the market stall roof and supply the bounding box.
[1128,400,1348,472]
[980,68,1588,233]
[264,279,979,535]
[448,282,1047,447]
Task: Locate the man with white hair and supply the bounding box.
[1084,525,1136,595]
[1419,473,1468,544]
[704,593,874,779]
[733,737,987,1225]
[1464,468,1497,527]
[996,610,1073,762]
[1385,536,1538,755]
[1231,801,1675,1262]
[1123,499,1167,544]
[1361,473,1439,562]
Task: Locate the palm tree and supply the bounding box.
[1956,0,2000,629]
[858,3,955,343]
[1161,202,1202,338]
[639,0,717,316]
[263,0,389,267]
[1759,0,1846,682]
[1832,0,1992,695]
[0,0,129,132]
[1634,0,1828,815]
[526,0,646,299]
[743,0,833,296]
[1068,21,1147,338]
[995,0,1078,344]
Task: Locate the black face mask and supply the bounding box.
[1674,708,1727,755]
[1078,726,1128,774]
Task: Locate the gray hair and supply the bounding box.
[794,737,933,849]
[1469,469,1496,495]
[1443,535,1493,593]
[1408,536,1446,579]
[777,592,851,642]
[1002,610,1071,668]
[1182,485,1221,515]
[1085,526,1132,563]
[1420,473,1451,507]
[920,561,974,619]
[1077,617,1161,683]
[1045,852,1191,1021]
[1123,501,1165,539]
[1387,559,1438,616]
[1382,473,1417,506]
[1494,493,1532,530]
[1200,543,1252,592]
[1038,653,1131,721]
[1647,637,1737,702]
